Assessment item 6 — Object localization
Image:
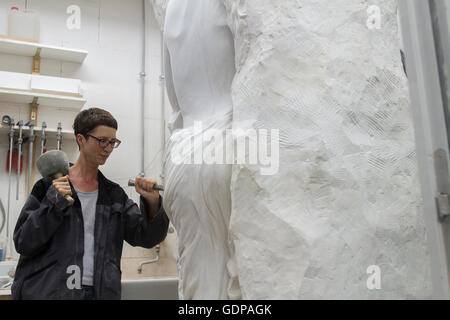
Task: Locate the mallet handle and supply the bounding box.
[53,172,75,205]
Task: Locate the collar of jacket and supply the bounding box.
[68,162,117,205]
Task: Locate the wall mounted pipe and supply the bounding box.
[160,30,166,177]
[5,117,14,260]
[139,0,147,178]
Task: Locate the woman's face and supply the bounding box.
[78,125,118,166]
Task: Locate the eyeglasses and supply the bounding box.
[86,134,121,149]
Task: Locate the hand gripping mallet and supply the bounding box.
[36,150,74,205]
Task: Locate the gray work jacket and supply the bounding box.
[11,166,169,300]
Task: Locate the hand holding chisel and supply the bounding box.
[128,178,164,191]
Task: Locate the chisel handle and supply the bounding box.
[128,179,164,191]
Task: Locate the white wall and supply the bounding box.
[0,0,170,259]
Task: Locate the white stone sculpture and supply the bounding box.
[161,0,241,299]
[156,0,433,299]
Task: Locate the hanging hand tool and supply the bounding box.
[25,120,35,197]
[56,122,62,150]
[1,115,11,126]
[2,116,13,173]
[16,120,24,201]
[41,121,47,155]
[1,116,14,261]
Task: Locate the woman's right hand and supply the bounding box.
[52,175,72,199]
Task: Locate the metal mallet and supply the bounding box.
[128,179,164,191]
[36,150,74,205]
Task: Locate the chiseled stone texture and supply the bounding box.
[149,0,170,31]
[222,0,432,299]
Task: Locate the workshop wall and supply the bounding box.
[0,0,173,267]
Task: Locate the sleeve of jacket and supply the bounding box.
[13,179,72,257]
[123,193,170,248]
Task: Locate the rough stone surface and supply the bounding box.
[152,0,434,299]
[222,0,432,299]
[149,0,170,31]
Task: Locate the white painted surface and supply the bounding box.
[0,71,29,90]
[398,0,450,299]
[7,8,40,42]
[0,70,82,95]
[0,88,86,109]
[0,38,89,63]
[30,74,81,95]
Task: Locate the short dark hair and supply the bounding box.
[73,107,118,149]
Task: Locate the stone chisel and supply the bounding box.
[128,179,164,191]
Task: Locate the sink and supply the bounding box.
[0,276,12,289]
[121,277,178,300]
[0,261,16,292]
[1,262,179,299]
[0,261,16,277]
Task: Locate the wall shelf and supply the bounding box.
[0,88,86,110]
[0,38,88,63]
[0,123,76,140]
